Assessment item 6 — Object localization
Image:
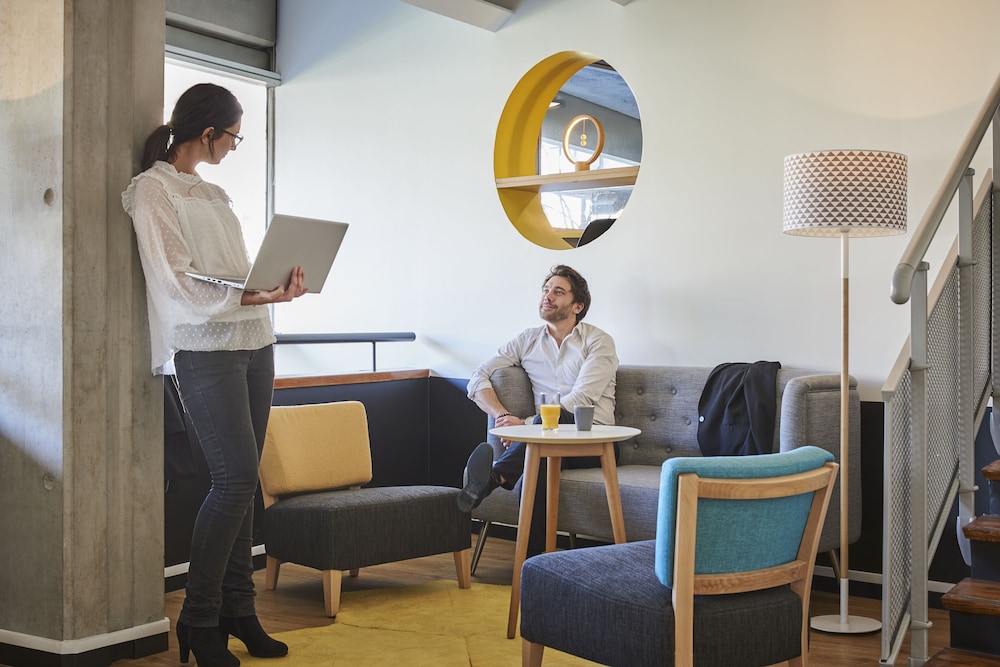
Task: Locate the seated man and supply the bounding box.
[457,264,618,554]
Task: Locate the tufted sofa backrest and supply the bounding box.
[613,365,710,465]
[486,364,828,467]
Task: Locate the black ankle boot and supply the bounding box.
[176,620,240,667]
[219,615,288,658]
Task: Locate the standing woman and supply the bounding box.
[122,83,306,666]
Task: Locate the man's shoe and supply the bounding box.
[457,442,497,512]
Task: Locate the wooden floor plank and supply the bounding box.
[924,647,1000,666]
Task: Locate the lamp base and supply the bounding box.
[810,576,882,634]
[810,614,882,634]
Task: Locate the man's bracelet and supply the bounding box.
[497,412,511,419]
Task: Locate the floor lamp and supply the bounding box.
[782,150,907,634]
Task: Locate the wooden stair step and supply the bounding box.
[925,647,1000,665]
[983,459,1000,481]
[943,578,1000,615]
[965,515,1000,543]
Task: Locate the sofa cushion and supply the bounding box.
[557,465,661,541]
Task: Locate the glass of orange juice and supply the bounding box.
[539,392,561,430]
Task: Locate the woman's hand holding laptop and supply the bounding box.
[240,266,309,306]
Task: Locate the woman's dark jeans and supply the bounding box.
[174,345,274,627]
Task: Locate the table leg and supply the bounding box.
[508,444,541,639]
[600,442,627,544]
[545,455,561,553]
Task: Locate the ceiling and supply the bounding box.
[559,63,640,120]
[397,3,640,119]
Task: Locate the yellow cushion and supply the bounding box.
[260,401,373,498]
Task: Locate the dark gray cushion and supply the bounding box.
[520,541,803,667]
[261,485,470,571]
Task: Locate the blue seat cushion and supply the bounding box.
[520,541,803,667]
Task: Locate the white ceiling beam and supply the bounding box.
[400,0,514,32]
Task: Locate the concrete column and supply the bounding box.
[0,1,167,664]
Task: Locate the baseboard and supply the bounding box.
[812,564,954,593]
[0,618,169,667]
[164,543,267,579]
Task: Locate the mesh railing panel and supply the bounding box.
[927,271,962,527]
[974,196,992,395]
[881,184,992,664]
[884,372,913,662]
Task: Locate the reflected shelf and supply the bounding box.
[495,165,639,193]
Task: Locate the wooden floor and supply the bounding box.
[113,536,951,666]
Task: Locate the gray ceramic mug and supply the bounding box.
[574,405,595,431]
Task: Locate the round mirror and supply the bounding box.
[495,52,642,250]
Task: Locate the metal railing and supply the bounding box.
[274,332,416,372]
[882,69,1000,665]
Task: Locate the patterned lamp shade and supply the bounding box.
[782,150,908,237]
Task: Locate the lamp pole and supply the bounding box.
[810,231,881,633]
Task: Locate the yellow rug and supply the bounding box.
[231,580,596,666]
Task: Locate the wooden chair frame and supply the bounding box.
[671,461,838,667]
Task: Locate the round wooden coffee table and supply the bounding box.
[487,423,641,639]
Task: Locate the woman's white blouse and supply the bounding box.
[122,161,274,374]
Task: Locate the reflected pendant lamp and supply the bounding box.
[782,149,907,634]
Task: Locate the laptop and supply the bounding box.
[186,214,348,294]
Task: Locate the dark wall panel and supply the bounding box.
[428,376,488,488]
[272,379,429,487]
[165,376,432,590]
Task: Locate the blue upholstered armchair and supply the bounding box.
[519,446,838,667]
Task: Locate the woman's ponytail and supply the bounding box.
[140,124,173,172]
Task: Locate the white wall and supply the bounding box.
[270,0,1000,401]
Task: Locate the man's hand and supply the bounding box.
[494,413,526,448]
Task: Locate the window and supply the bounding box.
[538,137,637,230]
[164,61,270,254]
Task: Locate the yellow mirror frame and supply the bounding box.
[495,51,603,250]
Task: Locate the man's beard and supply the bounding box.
[540,302,575,323]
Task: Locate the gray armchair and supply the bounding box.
[258,401,472,616]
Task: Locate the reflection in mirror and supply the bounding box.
[540,61,642,246]
[576,217,616,247]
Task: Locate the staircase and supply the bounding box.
[925,471,1000,665]
[882,67,1000,665]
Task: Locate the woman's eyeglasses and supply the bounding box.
[220,129,243,148]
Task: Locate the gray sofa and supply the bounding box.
[470,364,860,571]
